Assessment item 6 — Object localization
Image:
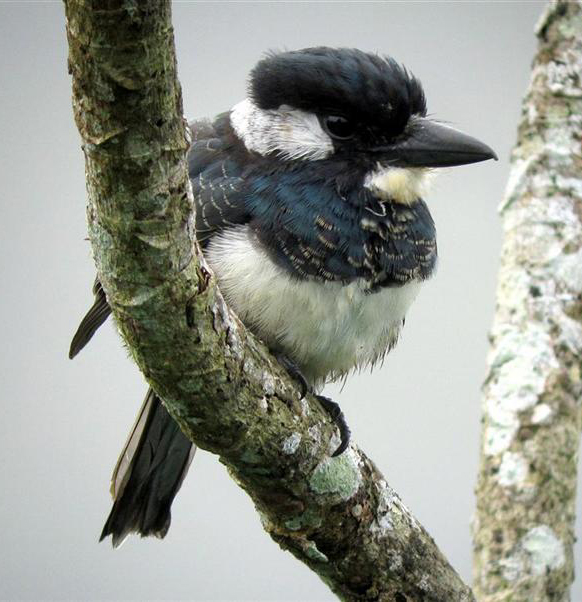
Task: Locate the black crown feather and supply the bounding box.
[250,47,427,140]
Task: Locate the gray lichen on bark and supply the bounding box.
[65,1,475,600]
[473,2,582,600]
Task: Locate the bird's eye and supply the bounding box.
[322,115,356,140]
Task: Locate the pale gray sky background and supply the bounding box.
[2,1,580,601]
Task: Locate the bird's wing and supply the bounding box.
[69,114,249,357]
[188,114,250,247]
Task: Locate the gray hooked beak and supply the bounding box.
[372,118,498,168]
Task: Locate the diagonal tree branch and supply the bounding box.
[473,1,582,600]
[65,2,474,600]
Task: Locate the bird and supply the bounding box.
[69,47,497,547]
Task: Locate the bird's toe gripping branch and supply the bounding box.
[316,395,351,457]
[275,352,310,399]
[275,353,350,456]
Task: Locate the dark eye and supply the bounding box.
[322,115,356,140]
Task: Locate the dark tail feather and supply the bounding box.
[69,277,112,359]
[100,388,196,547]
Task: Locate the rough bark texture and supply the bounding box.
[473,2,582,601]
[64,2,475,600]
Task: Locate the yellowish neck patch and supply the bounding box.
[364,166,432,205]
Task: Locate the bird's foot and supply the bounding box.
[274,354,350,456]
[316,395,351,457]
[275,353,309,399]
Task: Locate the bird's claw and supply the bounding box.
[275,353,309,399]
[274,355,350,456]
[316,395,351,456]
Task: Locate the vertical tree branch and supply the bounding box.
[473,2,582,600]
[65,1,475,599]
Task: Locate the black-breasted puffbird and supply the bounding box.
[69,47,497,547]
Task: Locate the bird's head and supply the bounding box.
[230,47,496,202]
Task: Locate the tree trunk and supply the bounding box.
[473,2,582,601]
[64,1,474,600]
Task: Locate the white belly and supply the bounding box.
[205,226,422,385]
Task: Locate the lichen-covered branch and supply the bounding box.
[473,2,582,600]
[64,2,474,600]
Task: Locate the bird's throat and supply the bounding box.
[364,165,433,205]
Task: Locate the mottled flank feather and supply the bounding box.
[206,226,421,385]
